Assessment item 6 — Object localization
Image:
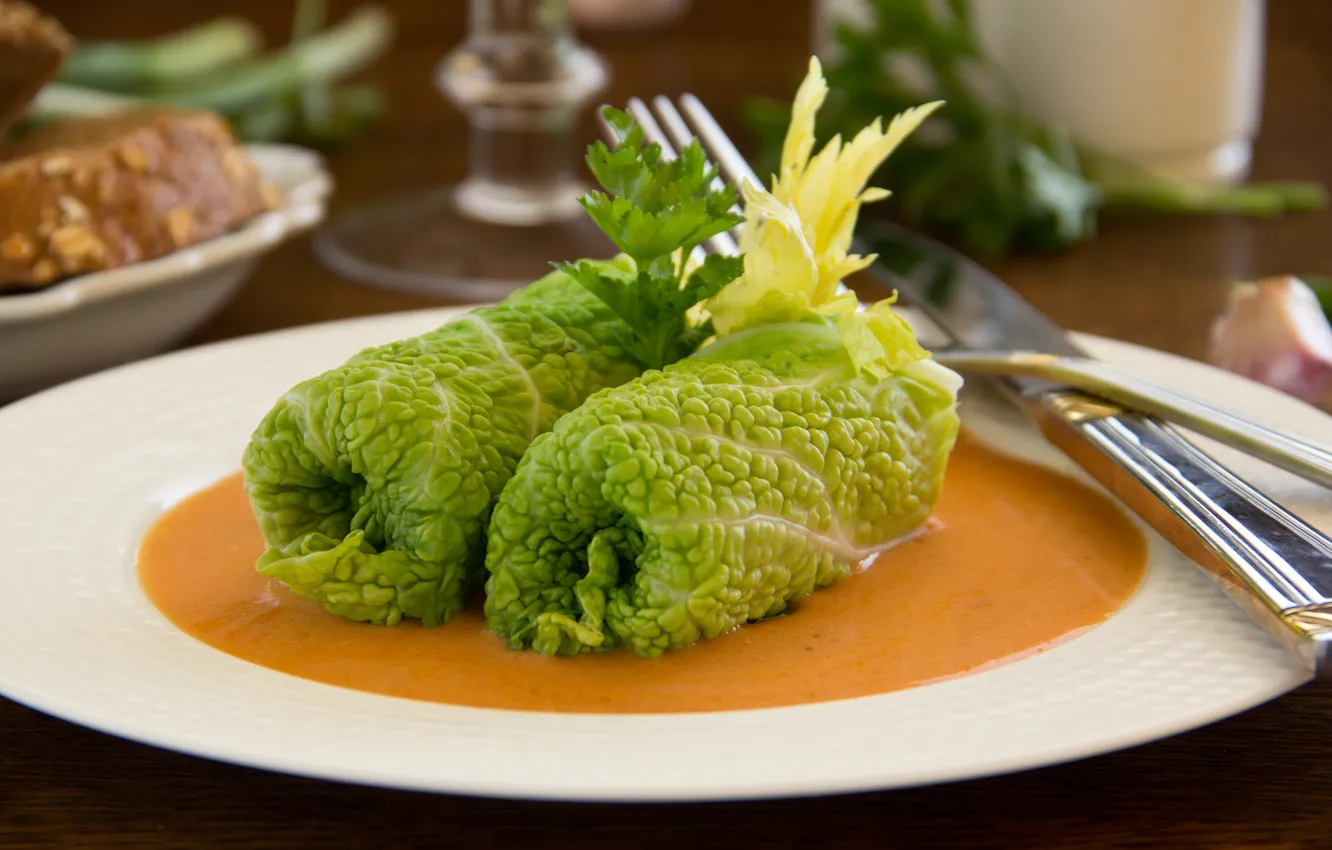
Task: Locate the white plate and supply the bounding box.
[0,144,333,401]
[0,307,1326,802]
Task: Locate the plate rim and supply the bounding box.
[0,305,1321,802]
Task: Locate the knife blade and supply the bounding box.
[853,219,1332,677]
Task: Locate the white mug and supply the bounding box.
[815,0,1266,186]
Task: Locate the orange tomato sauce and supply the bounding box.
[137,431,1146,713]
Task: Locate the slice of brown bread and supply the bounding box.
[0,106,277,289]
[0,1,72,137]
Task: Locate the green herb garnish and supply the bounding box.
[556,107,745,370]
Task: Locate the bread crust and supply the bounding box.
[0,107,276,289]
[0,1,72,137]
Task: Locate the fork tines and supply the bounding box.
[597,94,765,258]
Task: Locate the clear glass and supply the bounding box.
[313,0,615,300]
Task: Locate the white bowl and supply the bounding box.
[0,143,333,401]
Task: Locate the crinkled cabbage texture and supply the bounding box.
[483,322,961,656]
[241,268,642,627]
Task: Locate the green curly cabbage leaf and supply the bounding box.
[482,321,962,656]
[241,267,642,626]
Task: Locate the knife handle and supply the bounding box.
[1030,390,1332,676]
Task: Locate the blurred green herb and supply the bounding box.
[746,0,1327,259]
[24,0,393,150]
[55,17,264,92]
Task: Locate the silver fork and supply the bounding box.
[601,95,1332,494]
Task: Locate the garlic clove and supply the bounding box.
[1209,274,1332,411]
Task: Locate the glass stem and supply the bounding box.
[438,0,607,226]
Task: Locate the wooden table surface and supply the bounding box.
[5,1,1332,847]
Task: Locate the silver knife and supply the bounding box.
[855,220,1332,677]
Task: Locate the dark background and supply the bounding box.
[27,0,1332,359]
[5,1,1332,847]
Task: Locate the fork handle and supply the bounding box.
[1032,389,1332,676]
[940,350,1332,492]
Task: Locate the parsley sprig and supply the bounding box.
[557,108,745,370]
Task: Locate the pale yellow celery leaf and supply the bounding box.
[764,59,943,332]
[835,298,930,378]
[706,181,820,336]
[795,102,944,263]
[735,205,764,255]
[707,236,816,334]
[813,289,860,318]
[704,58,944,376]
[738,179,811,258]
[777,56,830,197]
[780,134,841,243]
[818,252,877,296]
[707,181,877,336]
[765,150,854,313]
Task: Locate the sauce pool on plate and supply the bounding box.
[137,431,1146,713]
